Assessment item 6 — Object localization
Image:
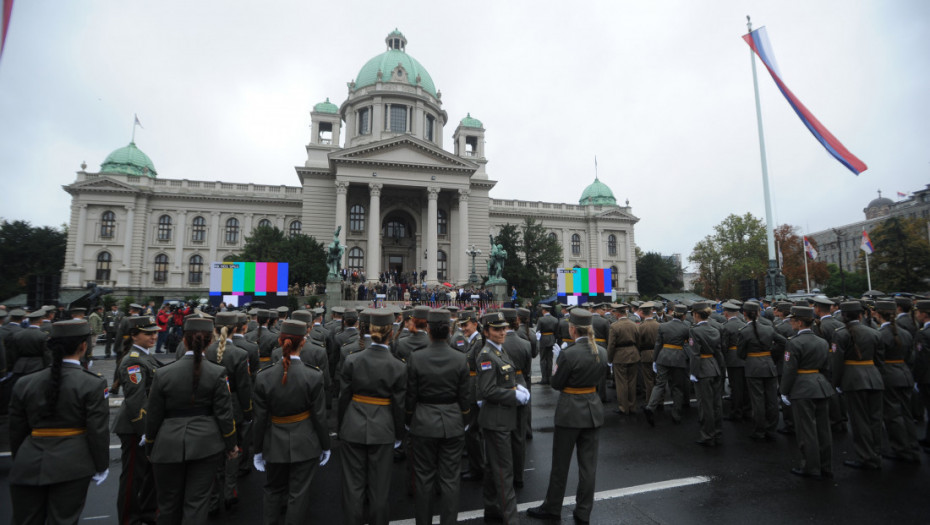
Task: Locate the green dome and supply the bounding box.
[355,31,437,96]
[313,97,339,114]
[459,113,483,128]
[100,142,157,177]
[579,178,616,206]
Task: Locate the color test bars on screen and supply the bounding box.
[209,262,289,296]
[557,267,612,296]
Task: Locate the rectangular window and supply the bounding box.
[359,107,370,135]
[390,105,407,132]
[426,115,435,141]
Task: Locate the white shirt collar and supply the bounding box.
[487,340,503,351]
[289,355,302,360]
[881,322,891,328]
[132,344,150,355]
[466,331,479,343]
[797,328,812,334]
[63,359,81,366]
[370,343,389,350]
[184,351,194,356]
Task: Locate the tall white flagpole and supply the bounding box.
[802,237,810,293]
[865,252,872,290]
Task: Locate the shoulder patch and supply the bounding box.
[129,351,140,358]
[480,361,493,371]
[127,365,142,384]
[784,352,790,362]
[830,343,837,353]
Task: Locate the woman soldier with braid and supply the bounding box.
[252,320,332,524]
[204,311,253,514]
[145,316,239,524]
[874,301,920,463]
[9,319,109,524]
[737,301,786,442]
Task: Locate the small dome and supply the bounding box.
[867,196,893,209]
[579,178,617,206]
[355,30,437,96]
[313,97,339,114]
[459,113,483,129]
[100,142,157,177]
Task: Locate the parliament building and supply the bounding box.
[60,30,640,299]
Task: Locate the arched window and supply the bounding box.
[349,205,365,232]
[154,254,169,283]
[191,216,206,243]
[607,234,617,256]
[225,218,240,244]
[348,247,364,271]
[548,232,557,241]
[610,265,618,289]
[571,234,581,256]
[96,251,111,281]
[437,209,448,235]
[437,250,448,280]
[289,220,302,237]
[100,211,115,238]
[257,218,272,229]
[157,214,172,242]
[188,255,203,284]
[384,220,407,238]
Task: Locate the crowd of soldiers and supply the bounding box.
[1,293,929,524]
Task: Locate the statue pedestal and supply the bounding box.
[485,281,508,306]
[325,277,344,311]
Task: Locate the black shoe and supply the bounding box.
[526,432,534,441]
[483,512,504,523]
[883,454,920,465]
[462,471,483,482]
[612,408,626,416]
[514,480,524,488]
[527,506,561,520]
[695,439,716,447]
[643,407,655,427]
[572,512,590,524]
[844,460,880,470]
[777,427,795,435]
[791,467,820,479]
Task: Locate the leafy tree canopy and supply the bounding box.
[689,213,767,299]
[868,216,930,292]
[636,251,683,298]
[0,220,67,300]
[229,225,327,285]
[494,218,563,302]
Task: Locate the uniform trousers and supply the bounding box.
[778,374,795,431]
[883,386,920,461]
[918,383,930,440]
[746,376,779,436]
[846,389,883,467]
[264,459,318,525]
[238,420,253,475]
[481,428,518,524]
[117,433,157,525]
[211,413,243,510]
[152,453,220,525]
[411,434,465,525]
[105,331,116,357]
[791,398,832,476]
[539,347,553,384]
[639,355,655,401]
[512,407,527,484]
[464,403,484,477]
[695,377,722,441]
[538,426,600,522]
[646,366,687,421]
[613,362,638,414]
[341,442,393,525]
[10,476,91,525]
[726,367,748,418]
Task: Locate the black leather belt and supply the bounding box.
[417,395,458,405]
[165,406,214,418]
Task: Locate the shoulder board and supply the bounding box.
[302,363,322,372]
[129,351,140,358]
[256,362,277,373]
[81,368,104,378]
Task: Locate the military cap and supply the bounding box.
[69,307,87,314]
[312,307,325,316]
[481,311,509,328]
[410,306,429,320]
[343,309,359,321]
[517,307,531,319]
[185,317,214,332]
[915,300,930,313]
[257,309,274,321]
[539,304,552,310]
[370,310,394,327]
[680,299,694,307]
[248,308,259,315]
[792,300,809,307]
[8,308,26,317]
[280,320,307,337]
[276,306,290,314]
[673,304,688,314]
[129,303,144,311]
[400,308,413,321]
[427,309,450,324]
[692,301,711,311]
[839,301,863,314]
[811,296,834,307]
[459,310,478,322]
[742,301,761,313]
[776,301,792,313]
[331,306,346,315]
[501,308,517,321]
[51,319,91,338]
[875,301,896,313]
[359,309,372,325]
[788,306,814,320]
[630,301,642,308]
[0,309,7,319]
[290,310,313,323]
[26,309,46,319]
[236,312,248,324]
[446,305,459,314]
[894,297,913,308]
[829,296,845,304]
[640,301,655,309]
[722,302,740,311]
[569,308,593,326]
[215,311,239,327]
[129,316,159,332]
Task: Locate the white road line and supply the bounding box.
[0,444,122,458]
[83,516,111,521]
[389,475,711,524]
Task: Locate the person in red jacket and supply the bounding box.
[155,305,171,354]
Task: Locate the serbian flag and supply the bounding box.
[743,26,868,176]
[897,191,907,198]
[1,0,12,60]
[860,230,874,255]
[803,236,818,260]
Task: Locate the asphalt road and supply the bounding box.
[2,349,929,524]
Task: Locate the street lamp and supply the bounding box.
[833,228,846,296]
[465,244,482,285]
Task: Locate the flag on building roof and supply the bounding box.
[1,0,13,60]
[803,236,818,260]
[897,191,907,198]
[743,26,868,176]
[860,230,874,255]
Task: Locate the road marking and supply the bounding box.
[0,444,122,458]
[83,516,111,521]
[389,475,711,524]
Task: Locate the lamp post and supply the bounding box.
[833,228,847,296]
[465,245,482,286]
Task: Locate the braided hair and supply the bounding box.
[572,323,600,362]
[183,329,212,402]
[877,310,902,351]
[278,333,304,385]
[42,334,86,418]
[844,312,863,360]
[215,326,230,364]
[746,310,761,345]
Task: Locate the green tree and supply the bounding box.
[868,217,930,292]
[230,225,327,285]
[0,220,67,300]
[775,224,829,293]
[689,213,768,299]
[636,251,683,298]
[494,218,563,302]
[822,264,869,297]
[496,223,526,292]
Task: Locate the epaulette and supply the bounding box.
[302,362,322,372]
[256,362,276,373]
[129,351,140,358]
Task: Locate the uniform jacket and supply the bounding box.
[232,334,261,383]
[558,317,572,345]
[915,322,930,384]
[145,355,237,462]
[9,362,109,484]
[832,321,884,391]
[463,332,485,404]
[536,314,559,352]
[876,322,914,388]
[448,328,467,353]
[11,326,49,374]
[338,343,406,444]
[475,341,519,432]
[551,338,607,428]
[722,317,747,367]
[205,340,253,419]
[394,330,429,362]
[503,331,532,388]
[516,325,539,359]
[653,318,690,368]
[254,358,331,462]
[298,340,331,390]
[607,317,639,365]
[405,340,470,438]
[637,318,660,363]
[591,314,610,346]
[780,330,835,399]
[112,346,163,435]
[737,321,785,378]
[688,321,724,379]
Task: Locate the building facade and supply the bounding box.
[60,30,639,298]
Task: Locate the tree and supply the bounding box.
[0,220,67,300]
[775,224,829,293]
[822,264,869,297]
[868,216,930,292]
[230,225,327,285]
[636,251,683,298]
[689,213,767,299]
[494,218,563,302]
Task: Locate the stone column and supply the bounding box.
[74,204,87,266]
[561,228,570,267]
[367,183,382,283]
[123,205,135,268]
[174,210,187,269]
[426,186,439,285]
[458,189,470,284]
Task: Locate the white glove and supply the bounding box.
[253,453,266,472]
[394,440,402,449]
[608,363,613,372]
[916,383,921,393]
[836,386,843,394]
[319,449,331,466]
[689,374,698,383]
[536,331,542,341]
[477,400,484,408]
[560,342,568,350]
[404,424,410,431]
[464,424,470,432]
[652,362,658,374]
[87,360,94,369]
[781,394,791,406]
[515,385,530,405]
[92,469,109,485]
[138,435,147,447]
[553,344,561,362]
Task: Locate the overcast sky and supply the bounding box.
[1,1,927,270]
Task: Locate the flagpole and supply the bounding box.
[864,252,872,290]
[802,237,811,293]
[747,16,782,298]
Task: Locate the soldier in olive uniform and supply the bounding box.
[103,305,121,358]
[501,308,532,487]
[112,316,163,524]
[459,310,486,482]
[516,307,538,439]
[781,306,835,478]
[10,310,50,386]
[146,317,239,524]
[9,320,109,525]
[477,311,529,524]
[536,304,559,385]
[873,301,920,463]
[0,309,25,413]
[406,309,470,525]
[608,308,640,415]
[913,300,930,444]
[395,306,430,362]
[528,308,608,524]
[637,303,660,411]
[253,320,332,524]
[338,310,406,525]
[738,301,786,441]
[644,304,691,425]
[773,302,796,434]
[833,301,885,470]
[689,302,725,446]
[721,302,748,420]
